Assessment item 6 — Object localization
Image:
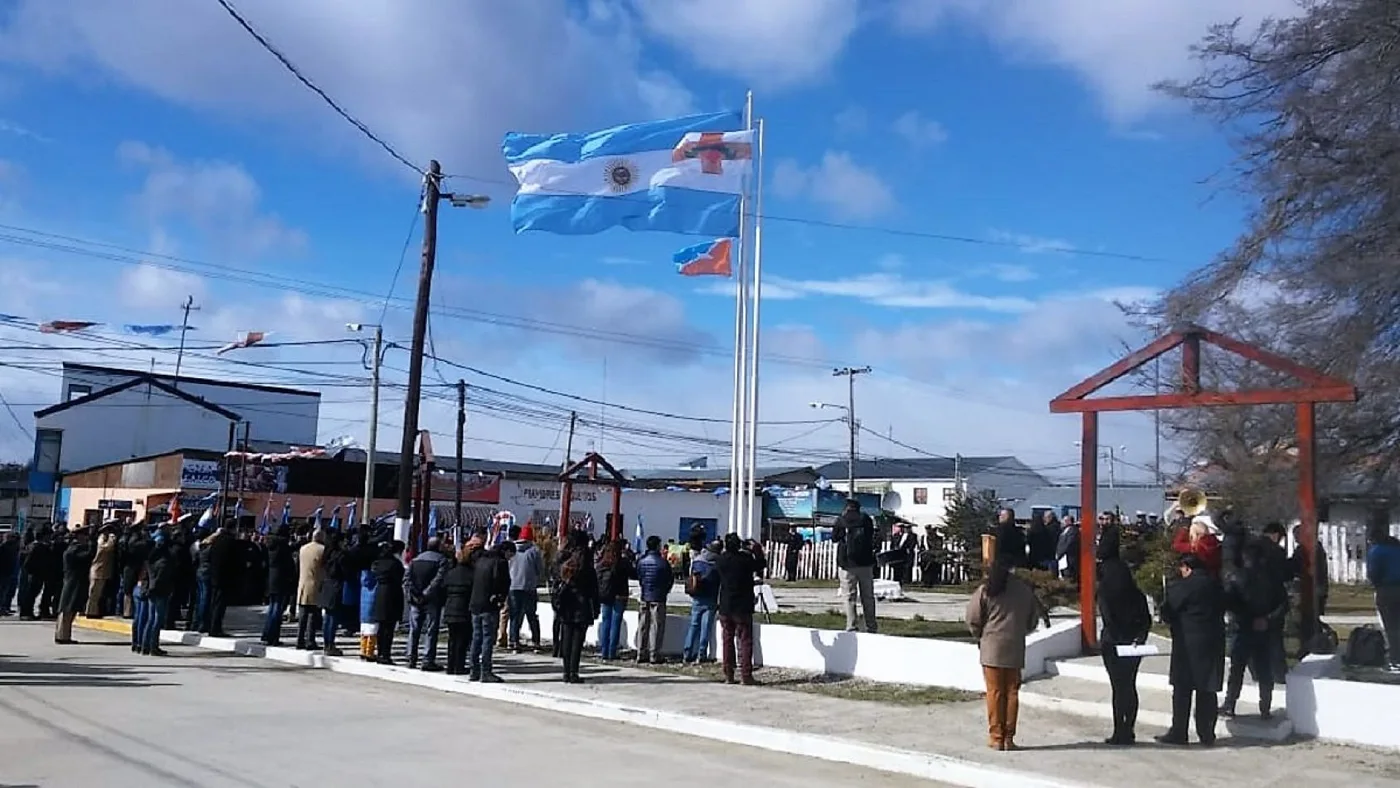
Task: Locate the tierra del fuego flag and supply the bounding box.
[675,238,733,277]
[503,110,753,237]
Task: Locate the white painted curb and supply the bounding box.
[1046,658,1263,706]
[152,630,1102,788]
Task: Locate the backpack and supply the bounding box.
[687,559,717,597]
[843,518,876,566]
[1344,625,1387,667]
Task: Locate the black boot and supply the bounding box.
[1258,684,1273,720]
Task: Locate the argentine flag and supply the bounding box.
[504,110,751,237]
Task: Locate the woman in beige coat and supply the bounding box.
[85,527,119,618]
[966,560,1047,751]
[296,531,327,650]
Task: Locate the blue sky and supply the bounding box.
[0,0,1296,479]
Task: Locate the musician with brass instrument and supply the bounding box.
[1168,489,1222,577]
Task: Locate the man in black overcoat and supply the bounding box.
[1158,553,1226,746]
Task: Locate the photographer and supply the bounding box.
[715,533,767,685]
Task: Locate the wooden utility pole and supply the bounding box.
[394,161,443,544]
[173,295,200,387]
[455,379,466,534]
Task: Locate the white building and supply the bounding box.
[27,363,321,522]
[814,456,1050,533]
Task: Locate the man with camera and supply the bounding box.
[715,533,767,685]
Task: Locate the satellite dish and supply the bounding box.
[881,490,903,510]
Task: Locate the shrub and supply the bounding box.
[1013,568,1078,610]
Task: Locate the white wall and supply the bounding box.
[1288,655,1400,750]
[489,480,759,539]
[46,368,320,473]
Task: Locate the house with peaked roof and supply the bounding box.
[26,363,322,524]
[813,456,1049,531]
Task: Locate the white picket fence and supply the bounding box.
[761,539,974,585]
[1288,523,1400,585]
[763,522,1400,587]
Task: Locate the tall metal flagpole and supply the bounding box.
[742,117,766,542]
[728,91,754,534]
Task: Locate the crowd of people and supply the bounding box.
[0,512,772,685]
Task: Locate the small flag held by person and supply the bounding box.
[675,238,734,277]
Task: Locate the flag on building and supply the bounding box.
[38,320,99,334]
[675,238,734,277]
[503,110,751,237]
[124,324,190,336]
[217,331,268,355]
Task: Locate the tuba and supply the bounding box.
[1164,488,1208,524]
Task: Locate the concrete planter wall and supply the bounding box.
[1288,654,1400,750]
[532,605,1083,691]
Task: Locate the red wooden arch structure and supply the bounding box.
[1049,324,1357,650]
[558,452,626,542]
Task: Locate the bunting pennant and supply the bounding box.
[38,320,99,334]
[217,330,268,355]
[124,324,192,336]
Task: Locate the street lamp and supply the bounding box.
[349,322,384,524]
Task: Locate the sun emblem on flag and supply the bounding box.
[602,158,638,193]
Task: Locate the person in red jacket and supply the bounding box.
[1173,518,1223,577]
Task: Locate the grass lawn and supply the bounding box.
[763,610,974,641]
[626,657,981,706]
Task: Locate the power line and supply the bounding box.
[211,0,422,175]
[0,387,33,442]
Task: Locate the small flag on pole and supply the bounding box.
[311,503,324,530]
[197,504,214,530]
[675,238,734,277]
[347,500,358,528]
[38,320,99,334]
[259,499,272,534]
[633,515,645,554]
[217,331,268,355]
[281,499,292,526]
[329,505,342,531]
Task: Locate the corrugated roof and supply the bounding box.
[1022,485,1169,516]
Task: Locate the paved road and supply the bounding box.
[0,621,941,788]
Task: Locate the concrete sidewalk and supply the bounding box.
[75,610,1400,788]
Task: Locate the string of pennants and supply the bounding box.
[0,312,269,354]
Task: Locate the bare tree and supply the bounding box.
[1137,0,1400,518]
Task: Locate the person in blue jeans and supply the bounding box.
[683,540,722,664]
[469,541,513,681]
[131,583,149,652]
[138,529,175,656]
[507,525,546,651]
[261,526,296,646]
[594,539,634,660]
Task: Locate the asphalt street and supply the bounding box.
[0,620,942,788]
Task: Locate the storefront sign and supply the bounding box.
[180,459,222,490]
[98,499,134,510]
[428,473,502,505]
[515,486,597,503]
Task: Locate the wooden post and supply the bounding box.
[610,486,622,542]
[1297,402,1318,646]
[559,480,574,542]
[1079,412,1099,650]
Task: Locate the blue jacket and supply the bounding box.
[636,550,674,603]
[1367,541,1400,588]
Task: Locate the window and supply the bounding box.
[33,428,62,475]
[66,384,92,402]
[912,487,928,505]
[942,487,958,501]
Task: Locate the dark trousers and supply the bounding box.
[297,607,319,648]
[1101,648,1142,738]
[784,559,798,582]
[262,594,287,644]
[558,621,586,679]
[187,577,209,632]
[41,576,59,617]
[408,603,442,666]
[208,585,229,635]
[375,620,397,663]
[720,613,755,681]
[321,607,339,651]
[446,621,470,674]
[17,572,37,617]
[1170,686,1218,742]
[507,590,540,647]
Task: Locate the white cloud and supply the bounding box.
[989,264,1037,283]
[897,0,1301,124]
[0,118,49,142]
[893,111,948,147]
[0,1,694,183]
[834,106,869,136]
[990,229,1076,254]
[767,273,1035,312]
[633,0,861,88]
[117,141,307,258]
[771,152,895,219]
[117,262,206,310]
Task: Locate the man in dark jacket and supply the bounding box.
[0,532,19,616]
[205,522,240,637]
[1055,516,1082,582]
[783,529,804,582]
[469,541,514,682]
[1158,554,1226,747]
[403,536,450,671]
[261,526,296,646]
[715,533,766,684]
[1026,511,1060,572]
[139,530,176,656]
[55,525,94,644]
[635,535,675,664]
[17,531,43,619]
[118,524,150,619]
[834,499,877,633]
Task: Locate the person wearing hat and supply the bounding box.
[84,521,119,618]
[1157,553,1226,746]
[54,523,94,644]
